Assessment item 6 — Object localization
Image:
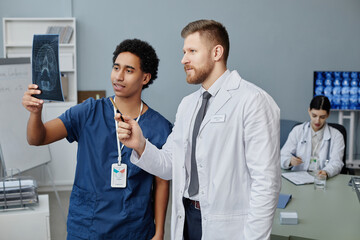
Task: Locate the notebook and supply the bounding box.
[282,171,314,185]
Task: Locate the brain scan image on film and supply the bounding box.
[34,44,58,91]
[32,34,64,101]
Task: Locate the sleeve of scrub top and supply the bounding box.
[323,129,345,177]
[59,98,93,142]
[243,91,281,240]
[280,126,300,169]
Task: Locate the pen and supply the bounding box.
[109,97,125,122]
[291,152,297,158]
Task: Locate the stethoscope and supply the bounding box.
[300,122,310,144]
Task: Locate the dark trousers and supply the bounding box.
[183,198,202,240]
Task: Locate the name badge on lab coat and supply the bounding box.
[210,114,226,123]
[308,157,318,172]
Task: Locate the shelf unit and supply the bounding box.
[3,17,77,104]
[2,18,78,188]
[336,110,360,169]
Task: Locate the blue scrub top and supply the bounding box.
[59,97,172,240]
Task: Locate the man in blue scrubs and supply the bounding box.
[22,39,172,239]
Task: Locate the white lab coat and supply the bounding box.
[131,70,281,240]
[280,122,344,177]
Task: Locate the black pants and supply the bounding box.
[183,198,202,240]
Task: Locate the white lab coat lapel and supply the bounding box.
[322,124,331,145]
[182,91,202,157]
[183,91,200,134]
[319,124,331,160]
[305,123,312,159]
[199,71,241,133]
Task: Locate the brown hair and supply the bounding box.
[181,19,230,63]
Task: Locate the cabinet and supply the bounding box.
[2,18,77,188]
[0,194,51,240]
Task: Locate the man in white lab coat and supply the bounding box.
[117,19,281,240]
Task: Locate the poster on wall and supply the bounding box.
[314,71,360,110]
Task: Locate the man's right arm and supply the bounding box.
[116,115,173,180]
[115,115,147,156]
[23,84,67,146]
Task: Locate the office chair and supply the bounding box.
[280,119,301,148]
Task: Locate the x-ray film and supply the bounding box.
[32,34,64,101]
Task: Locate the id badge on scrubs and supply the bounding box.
[111,163,127,188]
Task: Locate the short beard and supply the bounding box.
[185,61,214,85]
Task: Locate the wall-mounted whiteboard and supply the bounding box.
[0,58,51,175]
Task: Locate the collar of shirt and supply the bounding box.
[311,125,325,157]
[311,125,325,139]
[200,69,230,99]
[191,69,230,134]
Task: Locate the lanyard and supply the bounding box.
[312,138,321,157]
[113,98,143,165]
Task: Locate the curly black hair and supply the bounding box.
[112,39,159,89]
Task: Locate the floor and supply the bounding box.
[43,189,172,240]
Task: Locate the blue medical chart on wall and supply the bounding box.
[314,71,360,110]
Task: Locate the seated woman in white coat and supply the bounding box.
[281,95,344,178]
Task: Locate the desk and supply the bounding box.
[0,194,50,240]
[271,174,360,240]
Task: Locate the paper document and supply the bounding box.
[0,178,38,207]
[0,179,37,190]
[351,176,360,202]
[282,171,314,185]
